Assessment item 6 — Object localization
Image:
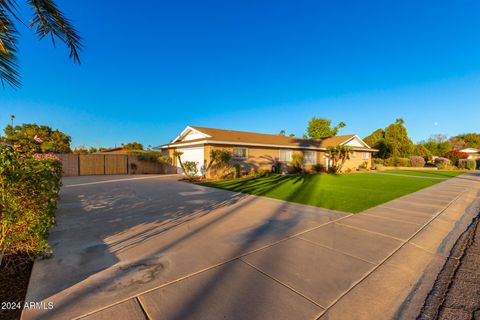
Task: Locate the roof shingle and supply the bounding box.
[165,126,362,149]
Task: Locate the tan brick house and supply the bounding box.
[161,126,376,177]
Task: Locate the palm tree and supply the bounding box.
[0,0,82,88]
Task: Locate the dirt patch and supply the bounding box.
[0,254,33,320]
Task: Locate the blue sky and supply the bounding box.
[1,0,479,148]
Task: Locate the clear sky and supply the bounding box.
[1,0,479,148]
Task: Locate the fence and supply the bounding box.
[56,154,176,177]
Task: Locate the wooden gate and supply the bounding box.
[105,155,127,174]
[79,154,105,175]
[57,154,176,176]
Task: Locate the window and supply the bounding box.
[279,149,292,162]
[362,152,369,159]
[304,150,316,165]
[351,151,356,157]
[233,147,248,159]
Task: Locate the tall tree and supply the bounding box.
[307,117,346,139]
[363,128,389,158]
[0,0,82,88]
[450,133,480,149]
[278,130,286,136]
[363,128,385,147]
[4,123,71,153]
[412,144,432,159]
[122,142,144,150]
[384,118,413,158]
[419,135,453,156]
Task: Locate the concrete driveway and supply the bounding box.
[23,173,480,320]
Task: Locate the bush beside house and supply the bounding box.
[458,159,477,171]
[0,145,62,260]
[443,150,469,166]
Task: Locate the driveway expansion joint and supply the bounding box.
[70,207,353,319]
[315,186,468,319]
[296,236,378,265]
[334,221,406,242]
[239,259,327,309]
[360,211,424,226]
[25,173,480,320]
[135,296,151,320]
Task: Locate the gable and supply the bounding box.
[172,127,211,143]
[342,136,370,148]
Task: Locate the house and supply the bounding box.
[95,148,148,154]
[161,126,377,177]
[460,148,480,160]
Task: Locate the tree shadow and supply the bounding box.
[30,173,331,319]
[167,173,322,319]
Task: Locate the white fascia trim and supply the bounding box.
[206,140,326,150]
[171,126,212,143]
[340,135,371,149]
[352,147,378,152]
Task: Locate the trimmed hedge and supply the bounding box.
[444,150,468,166]
[0,146,62,259]
[384,157,410,167]
[458,159,477,170]
[409,156,426,167]
[435,157,451,166]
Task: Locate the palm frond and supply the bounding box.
[0,3,21,88]
[28,0,82,64]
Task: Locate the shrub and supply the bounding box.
[373,158,384,165]
[409,156,426,167]
[128,151,170,163]
[182,161,199,179]
[327,166,337,174]
[435,157,451,166]
[0,145,62,259]
[359,161,369,169]
[444,150,469,166]
[384,157,410,167]
[129,162,138,173]
[437,164,456,170]
[458,159,477,170]
[272,161,282,174]
[312,163,324,173]
[290,154,304,174]
[247,167,269,177]
[257,168,270,177]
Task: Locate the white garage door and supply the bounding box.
[176,146,205,175]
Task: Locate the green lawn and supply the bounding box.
[201,172,461,213]
[380,170,465,178]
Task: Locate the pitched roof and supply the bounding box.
[163,126,372,150]
[460,148,480,154]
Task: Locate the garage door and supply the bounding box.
[176,146,204,175]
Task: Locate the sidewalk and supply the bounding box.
[22,173,480,320]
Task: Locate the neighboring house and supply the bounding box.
[95,148,147,154]
[460,148,480,160]
[160,126,376,177]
